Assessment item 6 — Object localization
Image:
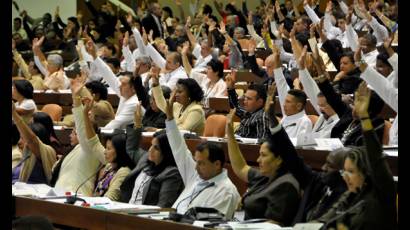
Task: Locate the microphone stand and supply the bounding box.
[65,164,104,205]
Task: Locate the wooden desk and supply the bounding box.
[14,196,205,230]
[33,92,120,116]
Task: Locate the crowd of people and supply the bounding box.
[12,0,398,229]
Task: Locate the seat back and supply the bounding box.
[41,104,63,122]
[203,114,227,137]
[382,120,392,145]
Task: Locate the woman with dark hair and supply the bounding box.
[12,79,37,123]
[119,104,183,207]
[85,81,115,127]
[78,96,135,201]
[12,102,56,185]
[191,59,227,107]
[225,86,300,226]
[32,112,64,157]
[152,75,206,134]
[333,52,363,94]
[316,82,397,229]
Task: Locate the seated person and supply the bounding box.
[32,112,64,158]
[85,81,115,127]
[85,39,143,130]
[52,78,105,195]
[152,71,205,135]
[32,37,69,91]
[12,79,37,124]
[133,72,170,131]
[188,58,227,108]
[332,52,362,95]
[271,45,312,138]
[120,105,184,207]
[78,97,135,201]
[225,95,300,225]
[316,83,397,229]
[12,103,56,184]
[226,74,270,139]
[165,96,240,219]
[297,47,339,138]
[315,75,385,146]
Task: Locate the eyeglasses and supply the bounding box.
[339,170,353,178]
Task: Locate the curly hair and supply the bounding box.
[177,78,204,102]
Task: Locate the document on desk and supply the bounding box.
[12,182,52,197]
[222,222,286,229]
[314,138,344,151]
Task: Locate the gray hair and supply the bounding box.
[47,54,63,68]
[136,56,152,68]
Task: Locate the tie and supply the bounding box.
[190,181,211,200]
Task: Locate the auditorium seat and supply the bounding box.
[41,104,63,122]
[203,114,227,137]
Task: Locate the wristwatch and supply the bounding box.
[355,59,366,67]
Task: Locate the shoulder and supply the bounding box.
[156,166,181,180]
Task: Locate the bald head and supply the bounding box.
[265,55,276,76]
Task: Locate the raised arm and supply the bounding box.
[226,109,251,183]
[150,69,167,113]
[355,82,395,203]
[131,25,147,55]
[12,102,41,157]
[185,17,197,48]
[297,46,321,114]
[86,39,121,96]
[355,48,397,112]
[122,31,136,72]
[303,0,320,24]
[271,45,289,114]
[12,41,31,79]
[345,7,359,51]
[125,104,146,165]
[32,37,48,77]
[181,42,193,76]
[165,92,197,186]
[226,71,247,119]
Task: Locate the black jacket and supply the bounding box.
[333,68,363,95]
[142,14,163,39]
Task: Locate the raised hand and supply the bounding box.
[150,65,161,87]
[225,108,236,137]
[123,31,129,46]
[325,0,333,13]
[126,11,134,25]
[354,46,362,63]
[85,39,97,59]
[297,45,308,70]
[264,83,276,113]
[142,27,148,46]
[247,11,253,25]
[165,90,176,120]
[70,77,85,97]
[32,36,45,49]
[12,39,16,50]
[219,21,226,34]
[82,96,94,114]
[134,103,143,128]
[354,81,371,118]
[181,41,190,55]
[148,30,154,43]
[248,39,257,55]
[346,6,354,25]
[176,0,182,6]
[225,69,237,89]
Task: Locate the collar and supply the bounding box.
[283,110,306,122]
[200,169,228,186]
[363,49,378,57]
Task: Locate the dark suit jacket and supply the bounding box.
[142,14,163,39]
[119,153,184,208]
[318,131,397,230]
[317,79,384,146]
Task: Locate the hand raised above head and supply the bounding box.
[354,81,371,117]
[165,90,176,120]
[134,103,143,128]
[225,108,236,137]
[82,96,94,114]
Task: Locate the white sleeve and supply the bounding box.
[80,44,94,62]
[298,69,321,115]
[269,20,280,38]
[131,27,147,55]
[360,66,398,112]
[122,45,136,72]
[388,53,398,74]
[18,100,36,110]
[346,24,359,51]
[146,44,166,69]
[92,57,121,96]
[192,43,201,59]
[33,55,49,77]
[368,16,389,45]
[273,67,290,114]
[165,119,197,186]
[72,105,92,156]
[103,99,139,130]
[338,0,349,14]
[304,4,320,24]
[246,24,264,44]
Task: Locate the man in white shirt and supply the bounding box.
[273,55,313,138]
[85,40,143,130]
[146,44,188,90]
[299,69,339,139]
[165,100,240,219]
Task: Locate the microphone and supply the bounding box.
[65,164,104,205]
[321,200,366,229]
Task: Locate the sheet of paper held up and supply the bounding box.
[314,138,344,151]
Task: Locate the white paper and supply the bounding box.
[383,150,398,157]
[138,211,170,220]
[224,221,283,229]
[12,182,52,197]
[141,131,156,137]
[314,138,344,151]
[235,137,259,144]
[296,133,316,146]
[293,223,324,230]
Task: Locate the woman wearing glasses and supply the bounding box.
[316,82,397,229]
